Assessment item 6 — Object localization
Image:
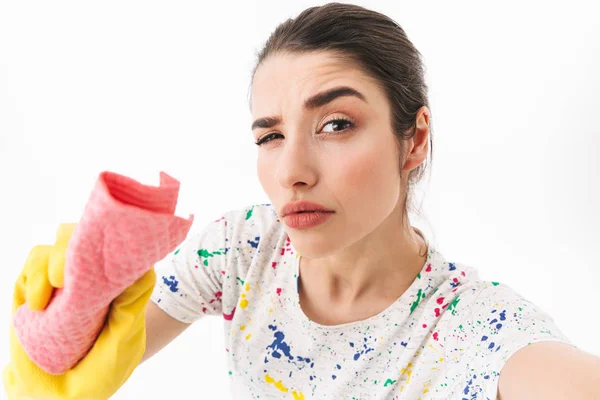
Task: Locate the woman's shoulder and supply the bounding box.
[441,275,573,365]
[438,277,573,399]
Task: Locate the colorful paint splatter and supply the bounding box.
[151,204,575,399]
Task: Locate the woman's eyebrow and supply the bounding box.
[251,86,367,130]
[304,86,367,110]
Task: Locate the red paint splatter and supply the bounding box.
[425,264,432,272]
[226,348,229,352]
[279,237,293,256]
[452,288,458,292]
[436,297,445,305]
[209,291,223,304]
[223,307,236,321]
[422,324,427,328]
[442,303,449,309]
[433,332,439,341]
[214,216,227,226]
[461,271,466,276]
[202,307,207,313]
[272,262,278,269]
[221,270,226,275]
[195,265,199,269]
[434,307,441,317]
[276,288,282,296]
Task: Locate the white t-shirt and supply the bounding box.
[150,204,574,399]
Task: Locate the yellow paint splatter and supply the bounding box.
[246,333,252,340]
[400,362,413,385]
[422,380,431,394]
[269,308,273,312]
[292,391,305,399]
[240,325,246,330]
[428,343,442,355]
[265,373,289,392]
[239,282,251,309]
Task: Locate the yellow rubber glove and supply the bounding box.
[3,223,157,400]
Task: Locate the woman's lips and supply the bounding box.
[283,211,334,229]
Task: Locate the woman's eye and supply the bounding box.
[255,118,354,147]
[321,118,354,133]
[255,133,282,146]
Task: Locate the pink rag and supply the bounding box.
[12,171,194,375]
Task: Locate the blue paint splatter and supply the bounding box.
[162,275,179,293]
[449,262,456,271]
[248,236,260,248]
[352,337,375,361]
[265,324,312,370]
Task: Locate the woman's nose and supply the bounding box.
[275,136,317,189]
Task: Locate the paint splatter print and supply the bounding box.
[151,204,575,399]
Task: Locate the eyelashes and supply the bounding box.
[254,117,356,147]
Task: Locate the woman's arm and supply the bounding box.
[140,301,192,365]
[498,341,600,400]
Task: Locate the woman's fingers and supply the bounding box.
[48,223,76,289]
[23,245,53,311]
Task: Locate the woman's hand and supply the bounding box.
[3,223,156,400]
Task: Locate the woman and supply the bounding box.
[5,2,599,400]
[149,3,598,399]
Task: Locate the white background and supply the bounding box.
[0,0,598,398]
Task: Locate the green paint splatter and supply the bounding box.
[383,378,397,387]
[447,295,461,315]
[410,288,426,314]
[236,277,245,286]
[245,205,255,220]
[492,281,499,286]
[174,248,180,255]
[417,272,421,279]
[197,248,226,266]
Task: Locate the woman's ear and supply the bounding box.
[402,106,430,172]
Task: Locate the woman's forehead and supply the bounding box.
[250,52,377,114]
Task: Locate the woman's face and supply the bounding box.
[251,51,423,259]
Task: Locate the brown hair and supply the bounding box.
[251,2,433,226]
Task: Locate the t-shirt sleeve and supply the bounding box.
[149,212,231,324]
[444,281,576,400]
